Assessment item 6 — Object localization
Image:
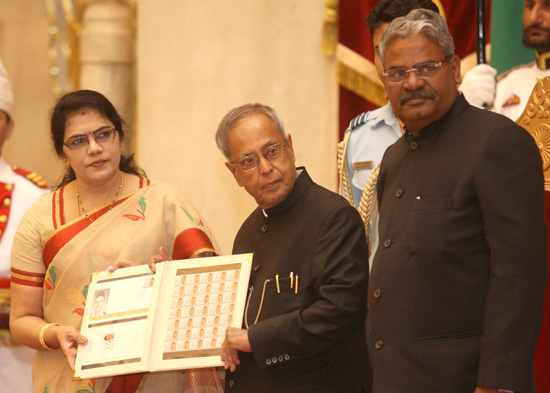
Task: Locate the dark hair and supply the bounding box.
[50,89,145,188]
[366,0,439,36]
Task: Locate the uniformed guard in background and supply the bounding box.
[0,55,49,393]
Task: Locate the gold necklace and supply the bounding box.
[76,173,124,222]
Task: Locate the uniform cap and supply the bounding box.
[0,57,13,117]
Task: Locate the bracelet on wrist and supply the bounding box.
[38,322,59,351]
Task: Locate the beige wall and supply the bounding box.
[0,0,60,187]
[136,0,338,254]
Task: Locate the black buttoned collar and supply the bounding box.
[403,94,470,144]
[263,167,312,217]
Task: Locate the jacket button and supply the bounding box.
[284,353,290,360]
[395,189,403,198]
[278,355,284,362]
[266,358,271,365]
[375,340,384,350]
[272,356,278,363]
[253,264,261,272]
[228,380,235,388]
[373,289,382,298]
[384,239,392,248]
[261,224,268,232]
[410,141,418,150]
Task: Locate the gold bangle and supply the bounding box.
[39,322,59,351]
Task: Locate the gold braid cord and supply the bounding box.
[338,134,382,249]
[337,136,355,207]
[358,162,381,238]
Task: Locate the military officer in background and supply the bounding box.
[0,56,49,393]
[461,0,550,120]
[338,0,440,269]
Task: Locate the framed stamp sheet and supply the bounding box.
[74,253,252,379]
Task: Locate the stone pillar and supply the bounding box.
[79,0,135,146]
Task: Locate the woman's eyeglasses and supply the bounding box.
[63,127,117,150]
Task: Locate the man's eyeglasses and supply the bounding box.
[383,57,451,84]
[232,142,287,172]
[63,127,118,150]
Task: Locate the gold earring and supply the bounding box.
[64,160,70,168]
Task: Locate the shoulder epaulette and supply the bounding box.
[348,111,370,131]
[12,166,49,189]
[496,62,535,83]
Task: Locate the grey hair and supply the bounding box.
[378,9,455,67]
[215,103,286,160]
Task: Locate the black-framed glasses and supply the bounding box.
[63,127,117,150]
[232,142,287,172]
[383,57,451,84]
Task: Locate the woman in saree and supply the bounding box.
[9,90,223,393]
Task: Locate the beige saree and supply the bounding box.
[11,176,223,393]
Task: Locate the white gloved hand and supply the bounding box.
[460,64,497,108]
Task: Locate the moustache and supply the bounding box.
[525,24,550,35]
[399,89,436,105]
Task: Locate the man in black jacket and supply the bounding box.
[215,103,370,393]
[369,9,547,393]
